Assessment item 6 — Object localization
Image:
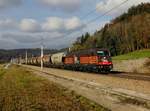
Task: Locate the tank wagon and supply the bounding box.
[51,52,66,64]
[43,55,51,67]
[24,48,113,73]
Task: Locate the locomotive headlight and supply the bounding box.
[101,57,108,62]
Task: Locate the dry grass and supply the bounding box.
[0,65,109,111]
[120,98,150,109]
[113,58,150,73]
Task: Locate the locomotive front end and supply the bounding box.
[97,50,113,72]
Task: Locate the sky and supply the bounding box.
[0,0,149,49]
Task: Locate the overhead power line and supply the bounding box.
[37,0,129,50]
[80,0,107,19]
[80,5,98,19]
[59,0,129,40]
[87,0,129,24]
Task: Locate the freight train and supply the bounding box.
[21,48,113,73]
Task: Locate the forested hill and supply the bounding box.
[71,3,150,56]
[0,49,57,63]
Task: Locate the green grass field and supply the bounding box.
[0,65,109,111]
[113,49,150,60]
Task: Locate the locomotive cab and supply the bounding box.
[97,50,113,72]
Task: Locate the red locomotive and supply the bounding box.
[64,48,113,72]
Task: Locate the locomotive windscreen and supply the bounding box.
[97,50,109,56]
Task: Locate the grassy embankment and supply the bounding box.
[0,65,109,111]
[113,49,150,60]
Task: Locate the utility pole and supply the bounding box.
[41,37,44,71]
[19,55,22,65]
[26,50,28,64]
[68,47,71,52]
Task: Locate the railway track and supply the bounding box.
[25,64,150,81]
[48,67,150,82]
[108,72,150,82]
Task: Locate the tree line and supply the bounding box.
[0,49,57,63]
[71,3,150,56]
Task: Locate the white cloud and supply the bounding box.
[0,16,85,49]
[0,17,84,33]
[42,17,64,32]
[0,31,69,49]
[0,19,18,30]
[0,13,108,49]
[38,0,80,12]
[20,19,41,33]
[42,16,85,32]
[1,32,40,43]
[0,0,22,9]
[65,17,84,31]
[96,0,150,16]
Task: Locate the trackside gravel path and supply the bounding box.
[24,65,150,94]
